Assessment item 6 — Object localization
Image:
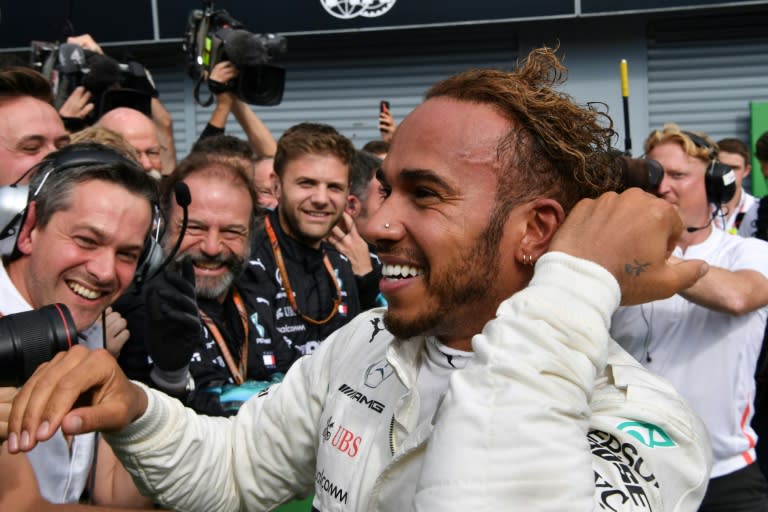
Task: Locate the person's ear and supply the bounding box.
[15,201,39,256]
[346,195,361,218]
[517,198,565,264]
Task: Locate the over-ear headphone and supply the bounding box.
[683,131,737,206]
[6,144,164,285]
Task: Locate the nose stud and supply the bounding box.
[384,223,390,229]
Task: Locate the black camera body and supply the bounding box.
[183,2,287,106]
[30,40,156,122]
[0,303,77,387]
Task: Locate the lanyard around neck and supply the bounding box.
[199,289,249,385]
[264,215,342,326]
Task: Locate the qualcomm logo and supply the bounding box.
[320,0,396,19]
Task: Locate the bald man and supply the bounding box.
[98,107,163,177]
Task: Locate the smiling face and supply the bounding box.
[0,96,70,186]
[9,180,152,330]
[277,153,349,248]
[167,172,252,301]
[363,97,531,349]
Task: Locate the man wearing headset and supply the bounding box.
[611,124,768,511]
[0,142,158,508]
[114,151,299,417]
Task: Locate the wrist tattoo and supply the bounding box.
[625,259,651,277]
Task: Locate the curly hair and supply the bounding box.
[425,47,618,215]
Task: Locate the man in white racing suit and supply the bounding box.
[6,47,712,512]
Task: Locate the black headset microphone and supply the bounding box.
[132,181,191,292]
[153,181,192,277]
[680,131,737,235]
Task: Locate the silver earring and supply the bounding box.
[384,223,390,229]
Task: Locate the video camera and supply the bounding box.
[30,40,156,123]
[183,1,287,107]
[0,303,77,387]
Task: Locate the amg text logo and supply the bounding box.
[338,383,385,414]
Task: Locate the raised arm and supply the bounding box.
[232,99,277,157]
[415,189,708,511]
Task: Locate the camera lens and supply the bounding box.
[0,303,77,386]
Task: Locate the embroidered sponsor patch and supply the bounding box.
[262,352,276,368]
[364,359,393,388]
[616,421,677,448]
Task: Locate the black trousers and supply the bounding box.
[698,463,768,512]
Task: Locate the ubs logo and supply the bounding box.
[320,0,396,20]
[331,424,362,457]
[322,417,362,457]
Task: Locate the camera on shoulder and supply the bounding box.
[183,1,287,107]
[30,40,156,123]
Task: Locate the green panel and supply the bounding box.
[275,495,314,512]
[750,102,768,198]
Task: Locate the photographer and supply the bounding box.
[193,59,279,212]
[197,61,278,163]
[52,34,177,174]
[0,142,158,508]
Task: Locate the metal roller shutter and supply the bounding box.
[647,11,768,143]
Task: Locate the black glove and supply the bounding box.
[145,259,200,372]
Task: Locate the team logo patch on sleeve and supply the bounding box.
[617,421,677,448]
